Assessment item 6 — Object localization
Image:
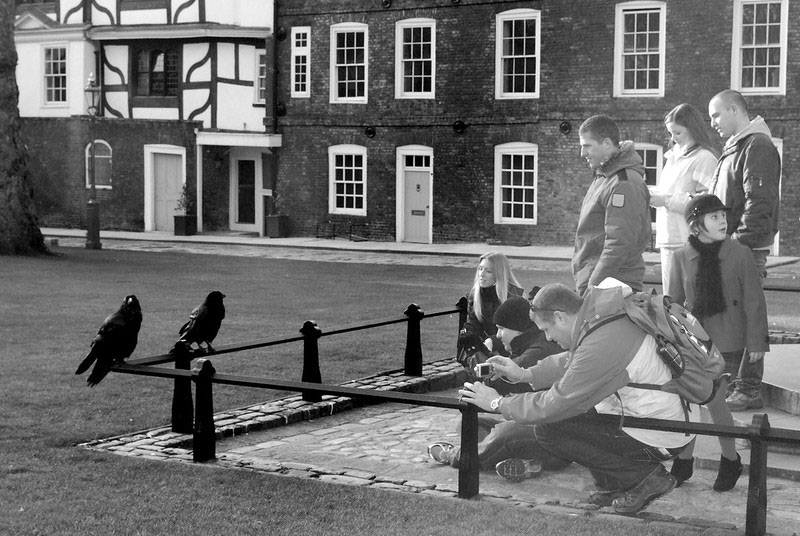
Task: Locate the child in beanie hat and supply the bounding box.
[665,193,768,491]
[493,297,535,332]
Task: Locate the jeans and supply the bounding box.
[452,414,570,471]
[722,348,763,396]
[534,410,671,492]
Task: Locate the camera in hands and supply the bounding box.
[474,362,493,378]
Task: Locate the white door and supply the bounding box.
[153,153,183,232]
[403,170,431,243]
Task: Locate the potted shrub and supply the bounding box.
[173,184,197,236]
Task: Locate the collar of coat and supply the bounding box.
[685,236,733,261]
[596,140,646,178]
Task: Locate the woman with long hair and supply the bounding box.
[458,252,524,367]
[650,103,721,291]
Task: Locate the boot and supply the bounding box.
[713,453,743,492]
[670,457,694,487]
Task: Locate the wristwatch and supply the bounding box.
[489,396,503,412]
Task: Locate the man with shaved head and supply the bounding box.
[708,89,780,411]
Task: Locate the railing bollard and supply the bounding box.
[457,403,480,498]
[745,413,770,536]
[455,296,468,356]
[404,303,424,376]
[192,358,217,463]
[171,350,193,434]
[300,320,322,402]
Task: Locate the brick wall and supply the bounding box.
[274,0,799,254]
[20,117,200,231]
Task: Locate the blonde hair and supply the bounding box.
[471,252,522,322]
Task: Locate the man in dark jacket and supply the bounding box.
[427,296,564,474]
[573,115,651,296]
[708,89,781,411]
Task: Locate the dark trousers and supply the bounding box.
[722,349,763,396]
[535,410,670,492]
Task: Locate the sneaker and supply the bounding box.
[494,458,543,483]
[427,442,456,465]
[726,390,764,412]
[611,466,677,514]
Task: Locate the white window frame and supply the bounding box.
[291,26,311,98]
[731,0,788,95]
[255,51,267,103]
[85,140,113,190]
[328,144,367,216]
[329,23,368,104]
[635,142,663,227]
[495,9,541,100]
[394,18,436,99]
[771,137,782,254]
[494,142,538,225]
[613,1,666,98]
[43,44,68,106]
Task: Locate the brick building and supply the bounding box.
[272,0,796,253]
[14,0,798,254]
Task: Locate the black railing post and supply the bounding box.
[745,413,770,536]
[455,296,468,356]
[192,358,217,463]
[457,404,480,498]
[404,304,424,376]
[300,320,322,402]
[171,351,193,434]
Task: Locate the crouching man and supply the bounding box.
[460,282,693,513]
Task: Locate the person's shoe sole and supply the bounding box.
[427,442,455,465]
[495,458,543,482]
[612,469,677,514]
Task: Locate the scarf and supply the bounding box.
[688,235,726,319]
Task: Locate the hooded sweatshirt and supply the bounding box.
[711,116,781,250]
[572,141,651,295]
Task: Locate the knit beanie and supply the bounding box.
[493,297,534,332]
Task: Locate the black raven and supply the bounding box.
[171,291,226,355]
[75,295,142,387]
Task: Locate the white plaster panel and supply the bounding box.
[216,84,264,131]
[131,107,180,120]
[184,90,212,127]
[102,46,129,86]
[183,43,211,82]
[60,1,83,24]
[171,0,200,23]
[239,45,257,83]
[120,9,168,25]
[92,0,116,25]
[205,0,271,27]
[14,41,41,117]
[104,92,129,118]
[217,42,236,79]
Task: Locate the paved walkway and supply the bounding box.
[54,228,800,534]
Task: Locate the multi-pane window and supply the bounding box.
[330,23,367,103]
[43,46,67,104]
[85,140,113,189]
[329,145,367,216]
[732,0,787,94]
[495,9,540,99]
[635,144,662,224]
[291,27,311,98]
[395,19,435,99]
[494,143,538,224]
[134,47,180,97]
[256,52,267,102]
[614,2,665,97]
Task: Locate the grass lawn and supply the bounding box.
[0,246,790,535]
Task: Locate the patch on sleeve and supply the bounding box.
[612,193,625,207]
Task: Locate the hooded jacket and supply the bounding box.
[572,141,651,296]
[711,116,781,250]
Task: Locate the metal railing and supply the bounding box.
[109,298,800,536]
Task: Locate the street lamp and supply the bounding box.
[84,73,102,249]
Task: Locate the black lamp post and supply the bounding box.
[84,73,102,250]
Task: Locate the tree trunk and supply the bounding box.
[0,2,49,255]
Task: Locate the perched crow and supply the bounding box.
[75,295,143,387]
[171,291,226,355]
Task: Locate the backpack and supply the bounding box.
[579,288,726,406]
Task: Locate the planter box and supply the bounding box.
[174,214,197,236]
